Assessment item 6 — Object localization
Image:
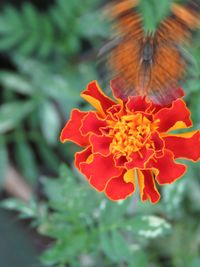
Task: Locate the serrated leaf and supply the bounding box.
[0,137,8,188]
[41,232,87,265]
[12,56,80,102]
[0,101,35,133]
[100,199,129,225]
[39,100,61,145]
[0,71,33,95]
[126,215,171,239]
[162,178,186,218]
[42,164,97,215]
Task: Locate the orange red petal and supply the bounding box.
[137,170,160,203]
[60,81,200,204]
[151,132,165,158]
[125,147,154,169]
[147,150,186,184]
[90,135,112,156]
[164,131,200,161]
[75,146,91,169]
[105,170,135,200]
[80,112,107,136]
[60,109,89,146]
[80,153,123,191]
[81,81,116,115]
[155,99,192,133]
[126,96,151,113]
[110,77,128,100]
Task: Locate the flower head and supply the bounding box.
[60,81,200,203]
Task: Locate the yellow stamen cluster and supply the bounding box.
[110,113,158,158]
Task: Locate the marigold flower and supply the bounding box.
[60,81,200,203]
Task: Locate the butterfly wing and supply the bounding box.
[100,0,144,97]
[148,2,200,105]
[101,0,199,105]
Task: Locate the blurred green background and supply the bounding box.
[0,0,200,266]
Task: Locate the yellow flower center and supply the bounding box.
[109,113,158,158]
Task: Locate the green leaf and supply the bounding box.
[0,6,22,34]
[139,0,171,33]
[185,162,200,212]
[100,232,116,262]
[0,30,25,50]
[0,16,16,33]
[100,198,130,225]
[15,137,39,185]
[100,227,131,263]
[139,0,157,33]
[79,12,110,38]
[1,198,37,219]
[0,71,33,95]
[162,169,190,218]
[126,215,171,239]
[56,0,76,21]
[185,78,200,95]
[22,3,39,30]
[190,92,200,124]
[191,258,200,267]
[41,232,88,265]
[17,4,41,55]
[4,6,22,27]
[127,251,148,267]
[0,101,35,133]
[153,0,171,23]
[0,137,8,188]
[12,56,81,103]
[49,8,67,33]
[38,15,54,58]
[111,231,131,262]
[39,100,61,146]
[17,30,39,56]
[36,138,60,172]
[42,164,97,214]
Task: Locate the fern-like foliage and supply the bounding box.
[0,0,108,58]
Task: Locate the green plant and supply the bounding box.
[0,0,109,58]
[0,0,107,188]
[0,0,200,266]
[2,165,172,267]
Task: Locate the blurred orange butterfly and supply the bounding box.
[100,0,200,105]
